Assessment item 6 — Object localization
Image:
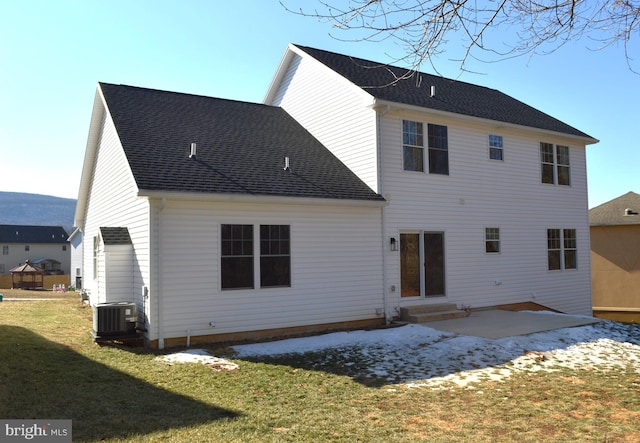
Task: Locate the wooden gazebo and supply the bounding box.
[10,260,45,289]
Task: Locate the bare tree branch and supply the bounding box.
[281,0,640,73]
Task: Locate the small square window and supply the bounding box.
[25,245,30,252]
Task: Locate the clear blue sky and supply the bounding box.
[1,1,637,208]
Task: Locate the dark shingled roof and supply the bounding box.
[590,192,640,226]
[294,45,594,140]
[99,83,383,202]
[0,225,69,244]
[100,227,132,245]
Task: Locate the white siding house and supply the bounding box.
[265,44,597,317]
[76,45,597,348]
[75,82,385,349]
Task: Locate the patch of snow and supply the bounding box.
[157,348,238,372]
[232,319,640,389]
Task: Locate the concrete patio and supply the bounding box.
[424,309,600,339]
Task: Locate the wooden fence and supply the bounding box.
[0,274,71,290]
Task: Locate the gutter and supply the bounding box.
[368,99,599,146]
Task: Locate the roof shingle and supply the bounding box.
[0,225,69,243]
[294,45,594,140]
[590,192,640,226]
[99,83,384,202]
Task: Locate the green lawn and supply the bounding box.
[1,298,639,442]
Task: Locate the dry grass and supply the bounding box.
[1,298,639,442]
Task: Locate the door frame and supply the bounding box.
[399,230,446,299]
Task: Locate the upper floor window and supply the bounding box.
[62,245,67,251]
[2,245,8,255]
[428,123,449,175]
[541,143,570,186]
[489,135,503,161]
[25,245,30,251]
[403,120,424,172]
[485,227,500,253]
[547,228,577,270]
[221,224,254,290]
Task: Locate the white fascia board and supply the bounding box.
[370,98,599,146]
[263,44,297,105]
[137,190,387,208]
[74,85,106,227]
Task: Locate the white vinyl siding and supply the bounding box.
[268,52,379,193]
[155,200,383,340]
[81,110,150,313]
[380,111,591,315]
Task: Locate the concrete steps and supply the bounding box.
[400,303,468,323]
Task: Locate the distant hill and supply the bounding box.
[0,192,76,232]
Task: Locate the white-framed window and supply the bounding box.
[93,236,99,279]
[221,224,292,290]
[485,227,500,253]
[489,135,503,161]
[403,120,449,174]
[2,245,8,255]
[260,225,291,288]
[403,120,424,172]
[547,228,577,270]
[428,123,449,175]
[541,143,570,185]
[221,224,254,290]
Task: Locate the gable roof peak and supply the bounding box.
[290,44,596,142]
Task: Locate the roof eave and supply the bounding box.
[137,189,387,208]
[370,98,599,146]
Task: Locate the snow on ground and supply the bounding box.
[157,348,239,372]
[231,315,640,389]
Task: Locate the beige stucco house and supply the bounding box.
[590,191,640,322]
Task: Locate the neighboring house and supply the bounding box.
[68,227,83,289]
[589,191,640,323]
[76,45,597,349]
[0,225,70,275]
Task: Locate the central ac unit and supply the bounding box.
[93,302,137,338]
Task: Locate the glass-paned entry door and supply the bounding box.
[400,232,445,298]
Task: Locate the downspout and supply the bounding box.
[376,105,391,324]
[157,197,167,349]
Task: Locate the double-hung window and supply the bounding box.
[2,245,8,255]
[489,135,503,161]
[403,120,449,174]
[403,120,424,172]
[547,228,577,270]
[428,123,449,174]
[221,224,254,289]
[485,227,500,253]
[260,225,291,287]
[221,224,291,290]
[541,143,570,185]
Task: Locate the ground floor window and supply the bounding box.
[221,223,291,290]
[260,225,290,287]
[221,224,254,289]
[547,228,576,270]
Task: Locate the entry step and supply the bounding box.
[400,303,468,323]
